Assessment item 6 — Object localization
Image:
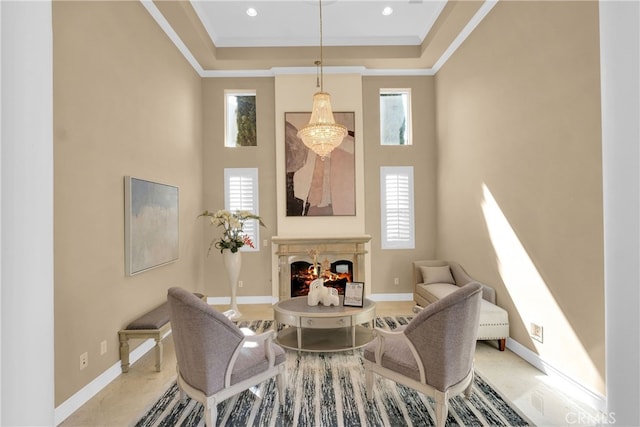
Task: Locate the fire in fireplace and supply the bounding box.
[290,260,353,297]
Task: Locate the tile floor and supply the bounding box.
[60,301,603,427]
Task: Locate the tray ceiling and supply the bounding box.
[146,0,496,73]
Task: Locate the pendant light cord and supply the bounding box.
[319,0,324,92]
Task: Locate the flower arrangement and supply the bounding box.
[199,209,264,254]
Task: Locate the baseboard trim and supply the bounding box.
[54,332,170,425]
[368,292,414,302]
[207,294,415,304]
[506,338,607,414]
[206,295,277,305]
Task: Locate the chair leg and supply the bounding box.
[205,400,217,427]
[364,365,373,396]
[498,338,506,351]
[464,371,474,399]
[435,391,448,427]
[276,370,287,405]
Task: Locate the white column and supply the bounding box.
[599,1,640,425]
[1,1,55,425]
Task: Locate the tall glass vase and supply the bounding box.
[223,250,242,320]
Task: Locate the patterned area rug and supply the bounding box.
[135,317,533,427]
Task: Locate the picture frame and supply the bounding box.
[124,176,179,276]
[343,282,364,307]
[284,111,356,216]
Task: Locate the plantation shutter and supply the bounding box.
[224,168,260,251]
[380,166,415,249]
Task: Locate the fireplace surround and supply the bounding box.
[272,235,371,300]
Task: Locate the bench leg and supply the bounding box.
[119,337,130,373]
[498,338,506,351]
[154,337,163,372]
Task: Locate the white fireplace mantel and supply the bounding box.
[271,235,371,299]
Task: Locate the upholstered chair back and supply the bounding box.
[404,282,482,391]
[167,287,244,396]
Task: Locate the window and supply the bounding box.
[380,166,415,249]
[225,90,257,147]
[380,89,412,145]
[224,168,260,251]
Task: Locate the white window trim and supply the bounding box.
[380,166,415,249]
[379,88,412,146]
[224,168,260,252]
[224,89,256,147]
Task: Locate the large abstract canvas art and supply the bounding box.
[285,112,355,216]
[125,176,179,275]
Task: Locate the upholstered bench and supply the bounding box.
[119,293,204,373]
[412,260,509,351]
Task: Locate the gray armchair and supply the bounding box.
[364,283,482,427]
[167,287,286,426]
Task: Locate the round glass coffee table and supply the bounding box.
[273,296,376,352]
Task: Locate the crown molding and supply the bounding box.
[431,0,498,73]
[200,66,436,78]
[139,0,204,75]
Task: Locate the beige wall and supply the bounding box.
[363,76,438,293]
[201,77,277,297]
[435,1,604,394]
[53,1,203,404]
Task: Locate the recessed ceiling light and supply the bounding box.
[382,6,393,16]
[246,7,257,17]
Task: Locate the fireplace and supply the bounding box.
[290,260,353,297]
[272,235,371,299]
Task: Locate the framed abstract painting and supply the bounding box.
[124,176,179,276]
[284,111,355,216]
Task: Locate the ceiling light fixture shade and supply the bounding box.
[297,0,347,160]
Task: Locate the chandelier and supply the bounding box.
[297,0,347,161]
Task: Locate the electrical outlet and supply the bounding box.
[80,352,88,370]
[263,239,268,247]
[394,277,400,285]
[100,340,107,355]
[531,391,545,414]
[530,323,543,343]
[238,280,243,288]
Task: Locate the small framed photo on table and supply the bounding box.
[344,282,364,307]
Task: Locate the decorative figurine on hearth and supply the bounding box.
[307,278,339,306]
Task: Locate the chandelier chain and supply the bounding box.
[296,0,347,161]
[319,0,324,92]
